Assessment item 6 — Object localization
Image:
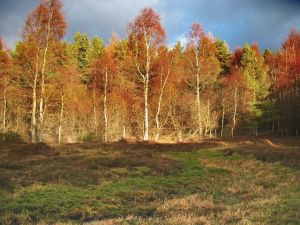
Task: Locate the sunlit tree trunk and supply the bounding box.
[130,8,165,141]
[143,36,150,141]
[31,51,40,143]
[254,87,258,136]
[2,77,7,140]
[207,99,212,139]
[103,68,108,142]
[93,81,98,133]
[155,69,170,141]
[144,78,149,141]
[231,87,238,138]
[16,105,20,132]
[122,125,126,139]
[58,94,64,145]
[39,7,54,141]
[195,51,202,137]
[221,100,225,138]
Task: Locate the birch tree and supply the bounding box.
[38,0,66,141]
[53,65,79,144]
[0,39,12,139]
[91,36,119,142]
[22,0,66,142]
[128,7,166,141]
[186,24,221,137]
[154,47,171,141]
[187,23,205,137]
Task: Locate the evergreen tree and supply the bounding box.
[88,36,105,60]
[74,32,90,69]
[241,44,270,134]
[216,38,231,75]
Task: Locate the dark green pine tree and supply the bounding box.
[88,36,105,60]
[74,32,90,70]
[241,44,270,135]
[216,38,232,75]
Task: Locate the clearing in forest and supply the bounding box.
[0,138,299,224]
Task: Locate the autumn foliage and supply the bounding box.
[0,1,299,143]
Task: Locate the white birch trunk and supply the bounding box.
[93,82,97,133]
[231,87,238,138]
[2,77,7,140]
[31,52,39,143]
[103,68,108,142]
[58,94,64,145]
[122,126,126,139]
[195,51,202,137]
[207,99,212,139]
[143,38,150,141]
[221,101,225,138]
[155,69,170,141]
[39,7,54,141]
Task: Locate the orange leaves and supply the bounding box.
[0,37,3,51]
[91,41,117,81]
[283,29,300,56]
[188,23,205,48]
[0,38,12,78]
[47,0,67,39]
[4,1,300,140]
[224,68,244,88]
[232,48,243,66]
[128,7,166,47]
[23,0,66,44]
[271,30,300,90]
[251,43,260,56]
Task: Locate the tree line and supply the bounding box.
[0,0,299,143]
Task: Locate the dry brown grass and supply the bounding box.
[0,137,299,225]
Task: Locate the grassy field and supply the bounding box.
[0,138,299,225]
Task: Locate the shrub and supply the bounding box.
[0,131,23,143]
[82,133,99,142]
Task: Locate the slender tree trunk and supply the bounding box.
[221,101,225,138]
[2,77,7,141]
[122,125,126,139]
[195,52,202,137]
[155,95,162,141]
[277,91,281,136]
[272,98,275,133]
[16,105,20,132]
[103,68,108,142]
[58,94,64,145]
[178,129,182,142]
[207,99,212,139]
[155,69,170,141]
[252,70,258,136]
[31,52,39,143]
[254,89,258,136]
[39,7,54,141]
[231,87,238,138]
[144,77,149,141]
[93,82,97,133]
[144,41,150,141]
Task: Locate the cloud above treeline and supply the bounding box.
[0,0,300,50]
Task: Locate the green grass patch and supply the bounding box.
[0,141,299,224]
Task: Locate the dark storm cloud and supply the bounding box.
[159,0,300,49]
[63,0,160,44]
[0,0,39,47]
[0,0,299,50]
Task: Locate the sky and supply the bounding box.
[0,0,300,50]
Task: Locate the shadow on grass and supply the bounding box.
[222,144,300,170]
[0,138,299,224]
